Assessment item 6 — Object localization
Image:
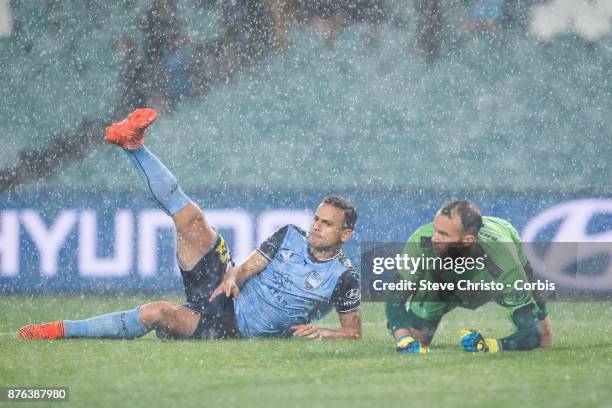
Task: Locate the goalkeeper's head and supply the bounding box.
[431,200,483,256]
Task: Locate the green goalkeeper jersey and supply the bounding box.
[386,216,546,351]
[400,216,534,314]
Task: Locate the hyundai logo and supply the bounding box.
[522,199,612,290]
[346,288,360,300]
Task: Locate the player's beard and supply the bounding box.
[440,243,470,259]
[308,238,341,258]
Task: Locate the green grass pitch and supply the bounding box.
[1,296,611,407]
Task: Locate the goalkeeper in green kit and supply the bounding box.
[385,200,553,353]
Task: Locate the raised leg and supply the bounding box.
[105,108,217,270]
[171,203,217,271]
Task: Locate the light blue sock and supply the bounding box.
[64,307,150,339]
[124,146,191,215]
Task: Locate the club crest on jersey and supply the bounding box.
[305,270,324,289]
[279,249,293,261]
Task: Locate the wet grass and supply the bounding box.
[1,296,611,407]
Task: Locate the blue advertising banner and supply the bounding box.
[1,192,611,293]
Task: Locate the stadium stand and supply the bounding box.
[1,0,610,193]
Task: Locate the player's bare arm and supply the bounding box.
[209,250,270,301]
[291,309,361,340]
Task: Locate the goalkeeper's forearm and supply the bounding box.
[499,304,542,351]
[384,273,413,334]
[385,300,412,334]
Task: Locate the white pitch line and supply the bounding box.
[0,332,16,336]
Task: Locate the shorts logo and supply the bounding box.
[215,237,231,265]
[522,199,612,290]
[346,288,360,300]
[305,270,324,289]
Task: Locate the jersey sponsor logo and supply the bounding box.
[340,299,358,307]
[271,269,291,290]
[522,199,612,290]
[304,270,324,289]
[346,288,360,300]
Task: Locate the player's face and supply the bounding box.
[308,204,352,251]
[431,212,471,256]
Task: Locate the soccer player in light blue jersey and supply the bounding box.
[19,109,361,341]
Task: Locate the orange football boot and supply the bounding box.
[19,321,66,340]
[104,108,157,149]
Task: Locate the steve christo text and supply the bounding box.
[371,279,556,292]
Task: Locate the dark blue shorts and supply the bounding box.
[178,234,240,339]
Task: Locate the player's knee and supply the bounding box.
[140,301,177,327]
[159,303,181,322]
[410,328,434,346]
[176,212,204,230]
[173,204,207,233]
[174,207,216,247]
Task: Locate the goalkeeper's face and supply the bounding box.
[431,212,473,256]
[308,204,353,252]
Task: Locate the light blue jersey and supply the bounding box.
[234,225,360,338]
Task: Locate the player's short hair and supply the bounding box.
[321,195,357,230]
[439,200,483,235]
